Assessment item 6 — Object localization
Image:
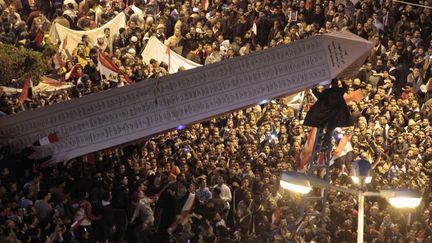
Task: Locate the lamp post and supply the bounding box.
[280,159,422,243]
[350,159,371,243]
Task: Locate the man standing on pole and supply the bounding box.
[303,79,354,150]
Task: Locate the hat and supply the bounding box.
[97,34,105,39]
[258,152,267,158]
[196,28,204,34]
[128,48,136,55]
[130,36,138,42]
[192,7,199,13]
[157,23,165,29]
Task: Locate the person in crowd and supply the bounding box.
[0,0,431,242]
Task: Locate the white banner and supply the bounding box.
[49,13,126,54]
[0,31,372,162]
[141,36,202,73]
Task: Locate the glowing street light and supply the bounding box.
[380,189,422,208]
[350,159,372,185]
[279,172,312,194]
[280,160,421,243]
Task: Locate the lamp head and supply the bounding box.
[380,189,422,208]
[350,159,372,184]
[279,171,329,194]
[280,172,312,194]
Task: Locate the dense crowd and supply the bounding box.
[0,0,432,242]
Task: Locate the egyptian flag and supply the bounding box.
[19,73,33,103]
[98,52,133,84]
[329,135,352,166]
[61,35,68,50]
[426,78,432,92]
[305,0,312,10]
[251,17,257,35]
[34,133,59,146]
[84,153,96,165]
[65,63,85,81]
[344,89,364,105]
[166,47,171,71]
[167,192,195,234]
[298,127,318,171]
[200,0,209,10]
[34,29,44,45]
[271,207,281,225]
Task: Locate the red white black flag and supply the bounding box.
[35,133,59,146]
[98,51,133,84]
[19,73,33,103]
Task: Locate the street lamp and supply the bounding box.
[380,189,422,208]
[279,172,312,194]
[350,159,372,185]
[280,171,332,194]
[280,159,422,243]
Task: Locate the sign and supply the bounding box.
[49,13,126,54]
[0,31,372,162]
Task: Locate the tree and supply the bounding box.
[0,43,48,87]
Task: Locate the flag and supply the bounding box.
[286,91,305,110]
[344,89,364,105]
[71,218,85,232]
[65,63,83,81]
[426,78,432,92]
[200,0,209,10]
[19,73,33,103]
[85,153,96,165]
[316,152,326,178]
[167,192,195,234]
[271,207,281,225]
[98,52,133,84]
[298,127,318,171]
[35,133,59,146]
[329,135,353,166]
[62,35,68,50]
[305,0,312,10]
[35,30,44,45]
[251,17,257,35]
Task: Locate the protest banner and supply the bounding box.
[0,31,372,162]
[49,13,126,54]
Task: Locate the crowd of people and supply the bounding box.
[0,0,432,242]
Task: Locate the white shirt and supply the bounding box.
[215,183,232,209]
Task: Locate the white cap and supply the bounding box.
[192,7,199,13]
[128,48,136,55]
[131,36,138,42]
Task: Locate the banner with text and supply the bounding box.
[0,31,372,162]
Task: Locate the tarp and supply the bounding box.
[49,13,126,54]
[0,31,372,163]
[141,36,202,73]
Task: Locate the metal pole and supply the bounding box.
[357,191,365,243]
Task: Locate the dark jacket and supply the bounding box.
[303,82,353,129]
